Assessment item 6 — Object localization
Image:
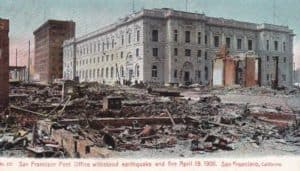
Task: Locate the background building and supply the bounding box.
[63,8,294,87]
[34,20,75,83]
[0,18,9,112]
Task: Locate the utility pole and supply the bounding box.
[273,0,276,24]
[185,0,188,12]
[15,48,18,80]
[132,0,135,13]
[28,40,30,82]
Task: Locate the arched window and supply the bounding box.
[205,66,208,81]
[106,67,109,78]
[101,68,104,77]
[111,67,114,78]
[120,66,124,77]
[152,65,158,78]
[136,64,140,77]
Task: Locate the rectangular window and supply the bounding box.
[111,54,113,61]
[185,31,191,43]
[274,41,278,51]
[266,40,269,50]
[121,35,124,45]
[283,57,287,63]
[152,30,158,42]
[112,39,114,48]
[174,70,177,78]
[226,37,231,48]
[153,48,158,57]
[237,38,242,50]
[174,48,178,56]
[137,30,140,42]
[185,49,191,56]
[283,42,286,51]
[174,30,178,42]
[248,40,253,50]
[136,48,139,57]
[205,51,208,60]
[102,42,104,51]
[120,51,123,58]
[197,50,202,57]
[198,32,201,44]
[267,56,269,62]
[214,36,219,47]
[282,74,286,81]
[205,35,208,45]
[128,33,131,44]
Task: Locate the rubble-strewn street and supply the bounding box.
[1,81,299,158]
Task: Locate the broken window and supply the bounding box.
[152,30,158,42]
[185,49,191,56]
[198,32,201,44]
[174,48,178,56]
[266,40,269,50]
[152,65,158,77]
[174,69,177,78]
[214,36,219,47]
[274,41,278,51]
[226,37,231,48]
[248,39,253,50]
[137,30,140,42]
[153,48,158,57]
[174,30,178,42]
[185,31,191,43]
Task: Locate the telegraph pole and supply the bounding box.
[15,48,18,80]
[28,40,30,82]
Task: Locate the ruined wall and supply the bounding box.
[0,19,9,112]
[224,58,236,86]
[244,57,256,87]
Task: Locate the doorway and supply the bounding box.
[184,71,190,82]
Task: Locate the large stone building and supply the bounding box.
[34,20,75,83]
[0,18,9,112]
[63,8,294,87]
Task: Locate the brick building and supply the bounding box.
[34,20,75,83]
[63,8,294,87]
[0,18,9,112]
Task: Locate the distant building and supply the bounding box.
[0,18,9,111]
[63,8,294,87]
[34,20,75,83]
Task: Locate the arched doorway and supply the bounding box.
[182,62,194,84]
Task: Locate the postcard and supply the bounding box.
[0,0,299,170]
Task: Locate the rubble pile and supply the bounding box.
[0,82,299,158]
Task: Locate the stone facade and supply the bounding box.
[0,18,9,112]
[34,20,75,83]
[63,8,294,87]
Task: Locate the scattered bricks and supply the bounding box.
[139,125,155,137]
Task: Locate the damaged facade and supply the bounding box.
[34,20,75,83]
[63,8,294,87]
[0,18,9,112]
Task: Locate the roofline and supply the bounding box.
[33,19,75,35]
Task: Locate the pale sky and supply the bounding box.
[0,0,299,68]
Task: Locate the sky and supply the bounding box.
[0,0,299,68]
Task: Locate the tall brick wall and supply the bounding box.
[244,57,256,87]
[0,19,9,112]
